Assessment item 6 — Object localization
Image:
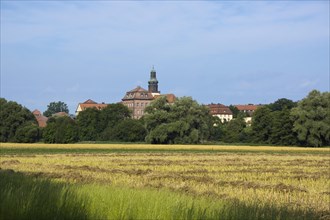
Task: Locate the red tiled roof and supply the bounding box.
[32,109,42,116]
[207,104,232,115]
[154,94,176,103]
[128,86,148,93]
[79,103,108,110]
[83,99,97,104]
[234,105,260,111]
[32,109,48,127]
[122,86,154,101]
[76,100,109,114]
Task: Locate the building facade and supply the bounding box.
[121,86,154,119]
[207,104,233,123]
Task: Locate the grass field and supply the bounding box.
[1,143,329,219]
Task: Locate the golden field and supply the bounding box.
[1,142,329,152]
[1,143,329,217]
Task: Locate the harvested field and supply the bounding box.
[0,143,329,219]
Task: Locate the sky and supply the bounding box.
[1,1,329,114]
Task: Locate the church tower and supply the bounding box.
[148,66,160,93]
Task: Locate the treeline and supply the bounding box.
[212,90,329,147]
[0,90,329,147]
[44,104,147,143]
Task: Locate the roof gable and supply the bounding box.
[129,86,148,93]
[83,99,97,104]
[122,86,154,101]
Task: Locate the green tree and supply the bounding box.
[269,109,298,146]
[99,104,131,132]
[268,98,296,111]
[209,117,225,141]
[43,101,69,117]
[144,96,213,144]
[229,105,240,118]
[251,106,273,144]
[0,98,38,142]
[291,90,330,147]
[14,123,41,143]
[76,108,101,141]
[222,115,247,143]
[43,116,78,143]
[103,119,146,142]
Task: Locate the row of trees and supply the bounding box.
[43,104,146,143]
[1,90,329,146]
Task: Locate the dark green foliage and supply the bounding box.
[144,96,213,144]
[209,117,225,141]
[43,101,69,117]
[76,108,101,141]
[291,90,330,147]
[251,106,274,144]
[0,98,39,142]
[229,105,240,118]
[14,123,41,143]
[269,109,297,146]
[251,98,298,146]
[99,103,131,131]
[75,103,134,142]
[43,116,78,143]
[102,119,146,142]
[222,115,247,143]
[268,98,297,111]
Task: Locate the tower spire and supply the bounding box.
[148,66,160,93]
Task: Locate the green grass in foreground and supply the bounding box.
[0,170,324,220]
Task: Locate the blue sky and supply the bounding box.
[1,1,329,114]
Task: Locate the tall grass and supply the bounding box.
[0,170,325,220]
[0,169,101,220]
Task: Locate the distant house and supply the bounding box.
[121,67,175,119]
[207,104,233,123]
[234,104,262,126]
[75,99,108,115]
[32,109,48,127]
[234,104,262,116]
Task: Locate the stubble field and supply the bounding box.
[1,143,329,219]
